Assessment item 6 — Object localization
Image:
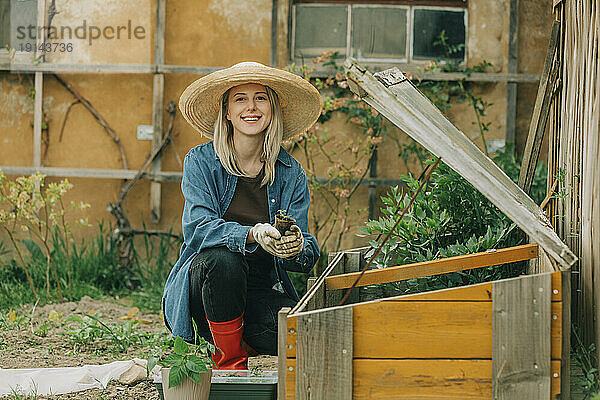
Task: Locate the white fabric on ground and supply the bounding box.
[0,358,157,397]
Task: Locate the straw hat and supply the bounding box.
[179,62,323,140]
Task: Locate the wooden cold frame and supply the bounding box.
[282,269,567,399]
[343,59,576,269]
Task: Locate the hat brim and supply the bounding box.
[179,62,323,141]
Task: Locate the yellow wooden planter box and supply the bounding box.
[278,244,570,399]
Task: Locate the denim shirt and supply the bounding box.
[162,142,320,340]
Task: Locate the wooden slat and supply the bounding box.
[505,0,519,144]
[277,307,291,400]
[561,269,571,399]
[286,301,562,359]
[384,270,562,302]
[325,252,345,307]
[326,251,362,306]
[492,273,552,398]
[326,244,538,290]
[518,21,561,194]
[151,73,164,223]
[290,252,343,314]
[305,277,324,311]
[0,166,183,181]
[295,307,353,400]
[33,72,43,168]
[286,359,562,399]
[344,59,577,269]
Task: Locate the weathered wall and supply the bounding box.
[0,0,553,254]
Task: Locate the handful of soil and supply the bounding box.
[274,210,296,235]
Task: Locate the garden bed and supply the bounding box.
[0,296,277,399]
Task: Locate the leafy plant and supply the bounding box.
[357,146,546,297]
[158,335,215,388]
[0,170,89,301]
[572,325,600,398]
[65,313,149,353]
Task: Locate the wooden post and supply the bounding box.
[505,0,518,146]
[33,72,43,168]
[518,21,561,194]
[492,273,551,399]
[151,0,166,223]
[271,0,278,67]
[295,307,353,400]
[151,73,164,223]
[278,307,291,400]
[33,0,47,168]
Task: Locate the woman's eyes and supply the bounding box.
[233,95,267,102]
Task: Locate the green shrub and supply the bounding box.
[357,145,547,297]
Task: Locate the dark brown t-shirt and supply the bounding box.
[222,166,275,287]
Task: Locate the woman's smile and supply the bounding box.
[227,83,272,137]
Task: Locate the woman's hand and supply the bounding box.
[275,225,304,258]
[252,223,285,257]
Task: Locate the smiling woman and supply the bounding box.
[163,62,322,370]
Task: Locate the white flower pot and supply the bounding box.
[161,368,212,400]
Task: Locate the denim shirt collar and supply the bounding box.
[213,145,293,168]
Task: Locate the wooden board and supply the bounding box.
[286,359,562,399]
[278,307,291,400]
[343,59,577,269]
[305,277,325,311]
[33,72,43,168]
[560,269,571,399]
[492,273,552,398]
[151,72,165,223]
[295,307,353,400]
[326,244,538,290]
[518,21,561,194]
[384,270,562,302]
[286,302,562,360]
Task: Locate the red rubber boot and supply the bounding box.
[207,314,248,370]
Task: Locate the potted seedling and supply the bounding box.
[149,323,216,400]
[274,209,296,235]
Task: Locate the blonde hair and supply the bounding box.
[213,85,283,187]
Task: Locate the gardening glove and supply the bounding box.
[252,223,286,257]
[275,225,304,258]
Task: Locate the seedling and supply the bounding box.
[274,209,296,235]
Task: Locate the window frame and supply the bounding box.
[350,4,410,64]
[0,0,43,66]
[409,5,468,65]
[291,1,468,66]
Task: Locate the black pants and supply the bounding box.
[188,246,296,356]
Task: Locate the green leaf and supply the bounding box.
[185,359,202,373]
[174,336,189,355]
[163,354,184,367]
[168,366,185,388]
[188,371,208,385]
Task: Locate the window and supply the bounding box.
[1,0,38,65]
[0,0,38,51]
[292,1,467,64]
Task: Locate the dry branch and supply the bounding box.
[51,74,129,170]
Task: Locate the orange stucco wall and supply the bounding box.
[0,0,553,253]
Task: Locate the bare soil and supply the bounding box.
[1,296,277,399]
